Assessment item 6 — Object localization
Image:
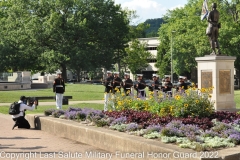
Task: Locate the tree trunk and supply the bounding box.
[60,63,67,82]
[76,68,80,82]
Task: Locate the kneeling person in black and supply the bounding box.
[12,96,37,130]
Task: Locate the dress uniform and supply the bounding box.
[112,72,122,94]
[151,74,160,96]
[134,74,146,99]
[53,71,65,109]
[122,73,133,96]
[103,71,113,111]
[162,75,173,95]
[177,76,188,93]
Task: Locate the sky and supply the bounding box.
[114,0,189,24]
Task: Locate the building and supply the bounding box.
[128,37,159,80]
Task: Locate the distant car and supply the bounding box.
[67,79,76,83]
[174,81,193,88]
[92,80,102,85]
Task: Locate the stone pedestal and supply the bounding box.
[195,55,236,111]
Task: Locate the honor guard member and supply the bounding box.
[53,71,65,109]
[177,76,188,93]
[112,72,122,94]
[162,75,173,96]
[103,71,113,111]
[134,74,146,99]
[152,74,160,96]
[122,72,133,96]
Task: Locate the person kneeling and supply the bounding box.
[12,96,37,130]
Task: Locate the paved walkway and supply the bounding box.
[0,112,129,160]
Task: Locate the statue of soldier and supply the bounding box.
[206,3,221,55]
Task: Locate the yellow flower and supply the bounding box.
[201,88,206,93]
[174,95,181,100]
[184,104,189,107]
[195,100,199,103]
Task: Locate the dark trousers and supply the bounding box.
[13,116,30,129]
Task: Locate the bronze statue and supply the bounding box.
[206,3,221,55]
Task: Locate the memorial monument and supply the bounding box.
[196,3,237,111]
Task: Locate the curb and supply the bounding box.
[26,114,240,160]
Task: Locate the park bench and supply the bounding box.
[27,96,73,105]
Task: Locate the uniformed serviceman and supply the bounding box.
[122,72,133,96]
[112,72,122,94]
[53,71,65,109]
[103,71,113,111]
[151,74,160,96]
[134,74,146,99]
[177,76,188,93]
[162,75,173,95]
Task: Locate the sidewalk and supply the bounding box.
[0,113,129,160]
[0,100,104,106]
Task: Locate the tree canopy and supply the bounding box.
[156,0,240,81]
[0,0,131,80]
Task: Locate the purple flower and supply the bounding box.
[52,109,65,118]
[229,133,240,144]
[64,110,77,120]
[145,125,162,134]
[179,124,201,136]
[202,130,219,137]
[67,107,82,112]
[111,116,127,125]
[126,123,139,131]
[166,120,183,128]
[233,119,240,125]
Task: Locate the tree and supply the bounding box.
[0,0,131,81]
[123,39,152,74]
[156,0,240,80]
[0,0,45,72]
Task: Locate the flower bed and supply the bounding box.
[44,86,240,151]
[44,107,240,151]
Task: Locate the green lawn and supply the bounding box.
[0,103,103,114]
[0,84,104,102]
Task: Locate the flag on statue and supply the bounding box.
[201,0,209,20]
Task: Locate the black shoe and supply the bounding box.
[12,124,17,130]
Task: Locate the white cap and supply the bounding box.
[179,76,185,79]
[124,73,130,76]
[107,71,112,74]
[137,74,143,77]
[56,70,62,75]
[114,72,119,75]
[152,74,157,77]
[165,75,171,78]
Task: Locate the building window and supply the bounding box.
[147,47,157,50]
[147,59,157,63]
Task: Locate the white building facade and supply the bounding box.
[130,37,160,80]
